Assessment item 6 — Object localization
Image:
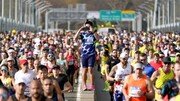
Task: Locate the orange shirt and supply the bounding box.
[127,74,148,101]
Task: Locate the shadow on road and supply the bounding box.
[94,66,111,101]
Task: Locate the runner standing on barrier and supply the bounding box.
[74,20,99,91]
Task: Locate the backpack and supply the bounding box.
[161,79,179,99]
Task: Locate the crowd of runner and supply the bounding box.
[0,20,179,101]
[0,30,78,101]
[95,30,180,101]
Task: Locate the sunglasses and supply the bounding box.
[140,59,146,61]
[122,58,128,61]
[1,70,7,72]
[48,55,53,57]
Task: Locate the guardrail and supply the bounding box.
[151,22,180,32]
[0,17,36,32]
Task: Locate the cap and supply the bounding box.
[162,57,171,63]
[19,59,28,65]
[43,43,49,48]
[7,57,14,62]
[7,49,15,53]
[27,51,33,56]
[1,65,8,72]
[14,44,19,47]
[134,62,144,70]
[15,78,26,85]
[176,53,180,56]
[120,52,128,59]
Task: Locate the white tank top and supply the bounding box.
[115,63,132,80]
[114,63,132,92]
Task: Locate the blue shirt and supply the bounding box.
[80,31,96,57]
[143,64,155,78]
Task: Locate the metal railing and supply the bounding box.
[0,0,51,32]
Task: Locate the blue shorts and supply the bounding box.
[81,54,96,68]
[114,91,125,101]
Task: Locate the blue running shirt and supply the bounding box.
[80,31,96,57]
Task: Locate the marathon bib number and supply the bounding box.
[129,86,141,97]
[68,61,74,65]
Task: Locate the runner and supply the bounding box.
[65,48,76,87]
[106,49,120,101]
[170,62,180,101]
[0,86,10,101]
[74,20,99,91]
[108,52,133,101]
[122,62,155,101]
[51,65,72,100]
[14,59,36,96]
[43,77,63,101]
[151,57,174,100]
[9,78,29,101]
[29,79,47,101]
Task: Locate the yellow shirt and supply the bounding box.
[155,68,174,89]
[0,76,13,88]
[131,59,138,68]
[107,43,112,52]
[175,94,180,101]
[101,55,109,66]
[130,50,135,58]
[100,55,109,75]
[139,46,147,53]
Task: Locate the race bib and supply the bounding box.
[129,86,141,97]
[68,61,74,65]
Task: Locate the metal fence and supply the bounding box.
[0,0,51,32]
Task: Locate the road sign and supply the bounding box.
[121,10,136,21]
[100,10,121,21]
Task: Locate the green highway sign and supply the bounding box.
[121,10,136,21]
[100,10,121,21]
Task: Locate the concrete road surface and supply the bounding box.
[64,66,111,101]
[94,66,111,101]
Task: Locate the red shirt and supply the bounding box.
[150,60,163,70]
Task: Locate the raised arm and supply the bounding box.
[74,26,83,41]
[93,29,99,41]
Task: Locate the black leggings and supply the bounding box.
[66,65,75,86]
